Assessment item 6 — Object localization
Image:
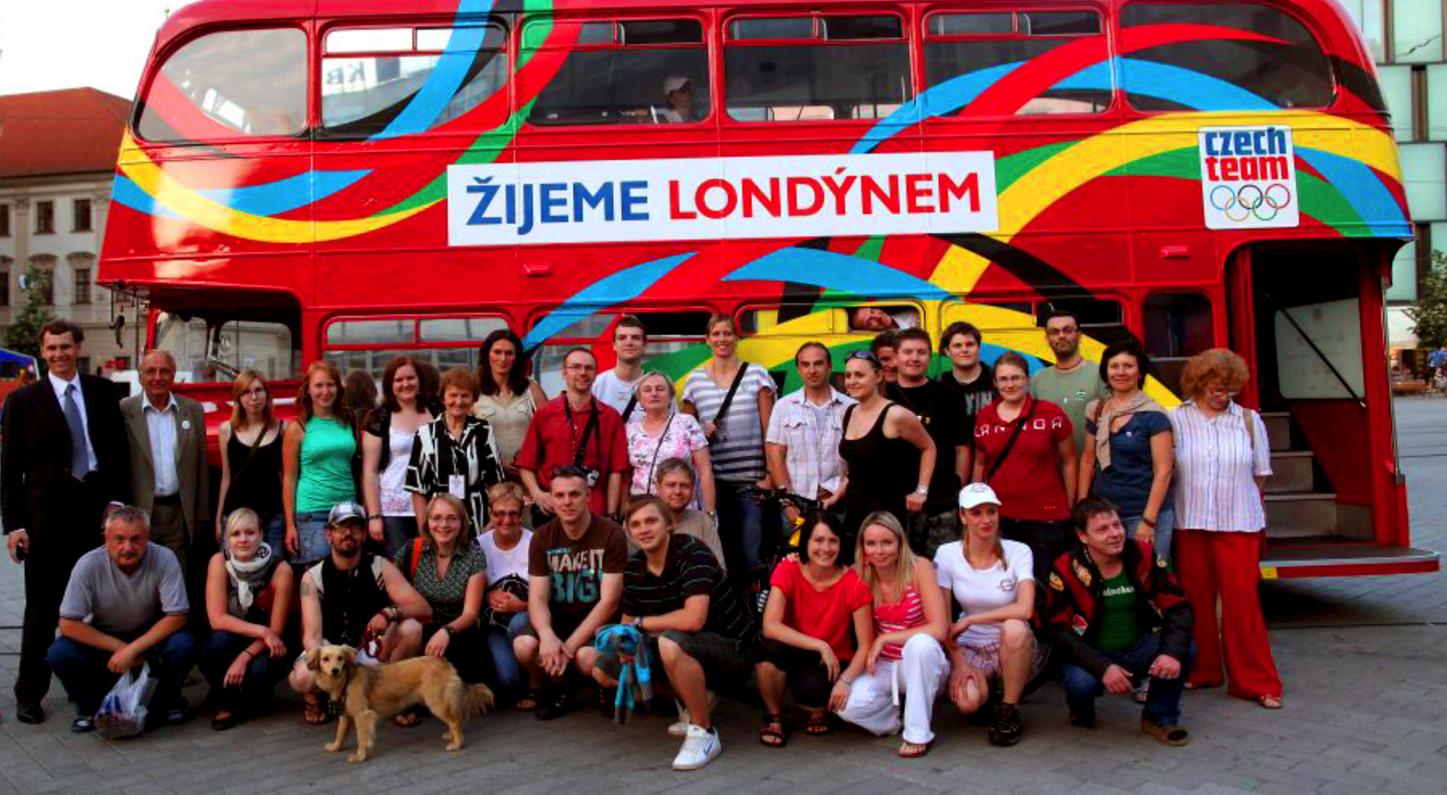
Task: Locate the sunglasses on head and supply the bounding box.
[847,350,880,363]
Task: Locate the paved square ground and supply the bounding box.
[2,399,1445,794]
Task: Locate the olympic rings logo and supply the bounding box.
[1209,183,1292,223]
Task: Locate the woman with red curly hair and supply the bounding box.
[1168,349,1283,709]
[282,360,357,565]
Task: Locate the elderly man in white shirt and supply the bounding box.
[121,349,210,575]
[765,342,855,534]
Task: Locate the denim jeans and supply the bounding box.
[199,629,289,713]
[487,612,530,701]
[48,629,198,717]
[259,513,286,556]
[381,516,417,561]
[1060,633,1195,727]
[292,510,332,565]
[717,480,765,573]
[1121,508,1176,567]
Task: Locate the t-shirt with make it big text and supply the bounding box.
[528,514,628,631]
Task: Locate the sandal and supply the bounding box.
[758,713,787,748]
[1257,694,1284,710]
[898,740,931,758]
[303,696,330,726]
[803,711,833,736]
[514,688,540,712]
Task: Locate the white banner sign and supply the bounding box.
[1199,125,1299,230]
[447,152,999,246]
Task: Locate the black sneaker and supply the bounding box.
[988,703,1023,746]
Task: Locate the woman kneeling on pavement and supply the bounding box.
[201,508,294,730]
[755,512,874,746]
[936,483,1039,747]
[835,511,949,758]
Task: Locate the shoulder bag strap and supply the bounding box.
[983,399,1036,484]
[711,364,750,429]
[620,393,639,424]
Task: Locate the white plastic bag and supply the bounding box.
[94,662,157,739]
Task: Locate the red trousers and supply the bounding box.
[1173,529,1283,700]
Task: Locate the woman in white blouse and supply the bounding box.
[1168,349,1282,709]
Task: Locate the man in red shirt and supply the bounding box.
[517,348,630,518]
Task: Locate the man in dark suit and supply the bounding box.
[2,319,129,724]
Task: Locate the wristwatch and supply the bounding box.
[914,484,930,496]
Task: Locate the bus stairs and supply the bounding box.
[1255,411,1438,578]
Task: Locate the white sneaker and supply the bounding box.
[672,724,722,771]
[667,701,690,737]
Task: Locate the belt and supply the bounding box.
[153,493,182,505]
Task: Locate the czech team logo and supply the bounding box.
[1198,125,1299,230]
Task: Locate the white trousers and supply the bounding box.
[836,633,949,744]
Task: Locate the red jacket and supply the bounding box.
[1043,540,1193,679]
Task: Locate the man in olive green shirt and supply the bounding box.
[1031,310,1108,454]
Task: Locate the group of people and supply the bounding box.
[1,310,1285,770]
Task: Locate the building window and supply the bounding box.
[74,268,92,304]
[0,272,9,306]
[35,201,55,235]
[0,205,9,237]
[73,199,93,232]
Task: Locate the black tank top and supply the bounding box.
[838,402,919,530]
[222,422,284,518]
[315,554,389,647]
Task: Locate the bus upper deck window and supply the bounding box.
[1121,3,1334,111]
[320,23,509,138]
[136,28,306,142]
[724,14,910,122]
[923,10,1108,117]
[526,18,709,126]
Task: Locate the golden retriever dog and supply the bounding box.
[306,645,494,763]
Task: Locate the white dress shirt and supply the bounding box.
[1169,400,1273,532]
[143,393,181,497]
[48,371,99,472]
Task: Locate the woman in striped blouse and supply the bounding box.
[1168,349,1283,709]
[835,511,949,758]
[681,314,775,574]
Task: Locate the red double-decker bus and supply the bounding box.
[99,0,1438,577]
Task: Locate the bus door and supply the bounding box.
[1227,245,1435,576]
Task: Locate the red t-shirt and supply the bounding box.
[769,559,873,661]
[973,396,1073,521]
[515,395,630,516]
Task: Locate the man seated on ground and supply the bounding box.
[1044,496,1194,746]
[47,505,197,734]
[513,467,628,720]
[594,497,758,770]
[288,501,432,726]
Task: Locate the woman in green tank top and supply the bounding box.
[283,361,358,564]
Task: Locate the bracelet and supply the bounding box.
[1140,516,1158,529]
[442,625,457,637]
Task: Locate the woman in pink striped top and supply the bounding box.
[835,511,950,758]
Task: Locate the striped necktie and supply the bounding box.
[63,383,91,478]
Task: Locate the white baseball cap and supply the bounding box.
[663,74,692,94]
[958,483,1002,510]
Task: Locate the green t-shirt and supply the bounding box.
[1095,571,1142,652]
[296,416,357,512]
[1031,362,1107,454]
